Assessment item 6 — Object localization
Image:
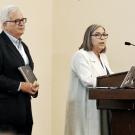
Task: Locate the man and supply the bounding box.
[0,5,39,135]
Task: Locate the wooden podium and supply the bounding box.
[89,71,135,135]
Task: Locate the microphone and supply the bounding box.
[125,41,135,46]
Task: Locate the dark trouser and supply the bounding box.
[100,110,111,135]
[15,124,33,135]
[0,124,33,135]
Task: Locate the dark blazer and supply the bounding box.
[0,31,34,126]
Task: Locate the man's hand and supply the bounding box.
[31,81,39,97]
[20,81,39,95]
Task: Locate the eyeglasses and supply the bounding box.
[5,18,27,25]
[91,33,108,39]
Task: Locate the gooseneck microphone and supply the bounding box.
[125,41,135,46]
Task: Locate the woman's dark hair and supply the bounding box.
[79,24,106,52]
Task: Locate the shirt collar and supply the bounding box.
[4,31,21,45]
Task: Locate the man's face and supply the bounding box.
[4,9,26,39]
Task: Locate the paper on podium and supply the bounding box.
[120,66,135,88]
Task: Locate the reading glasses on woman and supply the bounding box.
[91,33,108,39]
[5,18,27,25]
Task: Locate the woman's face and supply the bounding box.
[91,27,108,54]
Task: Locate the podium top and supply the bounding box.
[89,88,135,100]
[97,71,127,79]
[97,71,127,87]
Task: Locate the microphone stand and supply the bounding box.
[130,44,135,46]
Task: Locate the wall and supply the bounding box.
[0,1,52,135]
[52,0,135,135]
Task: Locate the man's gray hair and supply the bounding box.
[0,5,19,24]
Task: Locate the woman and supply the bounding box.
[65,24,113,135]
